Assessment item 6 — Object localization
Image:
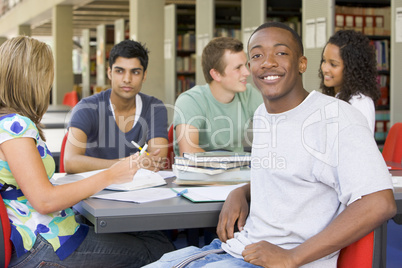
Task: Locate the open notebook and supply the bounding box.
[51,168,166,191]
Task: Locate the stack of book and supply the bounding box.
[172,151,251,185]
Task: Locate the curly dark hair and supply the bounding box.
[319,30,380,103]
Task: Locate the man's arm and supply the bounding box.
[64,127,121,173]
[217,183,251,242]
[145,137,168,171]
[175,124,205,156]
[242,189,397,268]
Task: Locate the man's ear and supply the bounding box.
[107,67,112,80]
[299,56,307,74]
[209,69,222,82]
[142,70,147,82]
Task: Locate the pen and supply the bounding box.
[176,189,188,196]
[131,141,150,155]
[140,143,148,155]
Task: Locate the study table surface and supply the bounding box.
[74,164,402,234]
[74,177,224,234]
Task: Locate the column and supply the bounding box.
[18,24,31,36]
[0,37,7,46]
[52,5,73,105]
[81,29,91,98]
[115,18,125,44]
[195,0,214,85]
[129,0,165,102]
[96,24,106,88]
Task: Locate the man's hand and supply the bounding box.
[136,149,164,171]
[243,241,297,268]
[217,184,250,242]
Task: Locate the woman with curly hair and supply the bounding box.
[319,30,380,133]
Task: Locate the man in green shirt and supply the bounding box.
[173,37,263,156]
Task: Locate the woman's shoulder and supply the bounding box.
[0,113,37,139]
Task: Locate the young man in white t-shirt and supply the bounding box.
[145,21,396,268]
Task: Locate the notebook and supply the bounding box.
[51,168,166,191]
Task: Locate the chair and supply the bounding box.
[382,122,402,163]
[337,223,387,268]
[62,91,79,108]
[59,131,69,173]
[164,124,174,170]
[0,195,12,268]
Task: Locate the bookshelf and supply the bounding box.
[333,1,391,145]
[165,3,197,123]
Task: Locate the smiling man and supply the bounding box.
[65,40,168,173]
[145,22,396,268]
[173,37,262,157]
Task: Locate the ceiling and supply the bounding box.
[30,0,241,37]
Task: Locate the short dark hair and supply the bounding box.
[248,21,304,56]
[108,39,150,71]
[202,37,244,83]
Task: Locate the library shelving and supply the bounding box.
[334,1,391,145]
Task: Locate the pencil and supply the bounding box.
[131,141,150,155]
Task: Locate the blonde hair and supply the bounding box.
[0,36,54,140]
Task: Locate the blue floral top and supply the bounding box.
[0,114,88,260]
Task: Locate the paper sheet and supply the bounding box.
[51,168,166,191]
[92,188,177,203]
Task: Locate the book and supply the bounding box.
[51,168,166,191]
[182,151,251,163]
[174,157,249,170]
[173,165,251,186]
[172,164,240,175]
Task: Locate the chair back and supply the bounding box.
[62,91,79,108]
[59,131,69,173]
[0,195,12,268]
[337,223,386,268]
[164,124,174,170]
[382,122,402,163]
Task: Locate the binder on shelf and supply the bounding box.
[374,15,384,36]
[364,15,374,35]
[354,15,363,33]
[344,15,354,30]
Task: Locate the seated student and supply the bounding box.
[319,30,380,134]
[145,22,396,268]
[173,37,263,156]
[0,36,174,268]
[65,39,168,173]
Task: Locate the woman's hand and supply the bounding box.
[108,152,142,185]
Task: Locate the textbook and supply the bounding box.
[174,157,249,170]
[182,151,251,163]
[172,164,240,175]
[173,165,251,186]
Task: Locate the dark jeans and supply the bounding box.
[9,227,175,268]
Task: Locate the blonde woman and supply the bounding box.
[0,36,174,267]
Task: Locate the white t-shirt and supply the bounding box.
[226,91,392,267]
[348,93,375,134]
